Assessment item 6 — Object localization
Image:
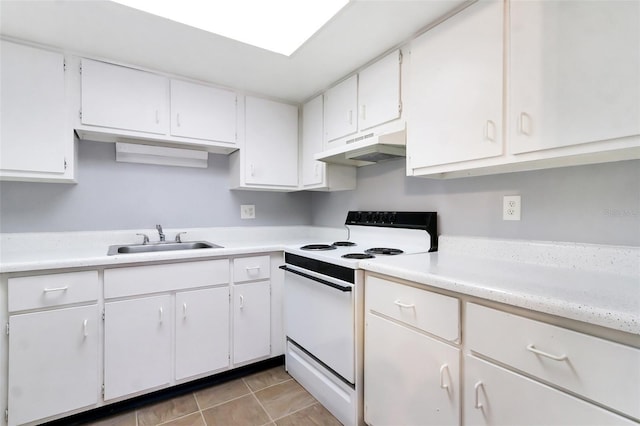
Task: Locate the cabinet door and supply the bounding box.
[8,305,99,425]
[170,79,236,143]
[301,95,326,187]
[364,313,460,426]
[407,0,503,168]
[81,59,168,134]
[175,287,230,380]
[0,40,67,174]
[510,0,640,154]
[244,96,298,187]
[464,355,636,425]
[233,281,271,364]
[358,50,402,131]
[104,295,172,400]
[324,75,358,143]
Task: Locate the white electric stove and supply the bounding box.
[281,211,438,426]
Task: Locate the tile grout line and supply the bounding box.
[192,390,208,426]
[269,401,321,423]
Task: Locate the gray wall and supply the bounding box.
[1,140,638,247]
[0,140,312,232]
[310,158,640,247]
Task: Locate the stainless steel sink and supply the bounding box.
[107,241,223,255]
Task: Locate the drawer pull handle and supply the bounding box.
[519,112,532,135]
[439,364,450,390]
[239,295,244,309]
[159,307,164,323]
[474,381,484,409]
[183,303,188,319]
[83,319,89,338]
[526,344,568,361]
[246,266,260,274]
[484,120,496,142]
[393,300,415,309]
[43,286,69,293]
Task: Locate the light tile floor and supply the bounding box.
[85,367,342,426]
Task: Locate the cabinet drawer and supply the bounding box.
[9,271,98,312]
[105,259,229,299]
[466,303,640,420]
[366,276,459,342]
[464,354,637,425]
[233,255,270,283]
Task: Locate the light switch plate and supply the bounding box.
[241,204,255,219]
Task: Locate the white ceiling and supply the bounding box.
[0,0,470,104]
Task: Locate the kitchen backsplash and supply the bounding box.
[310,158,640,247]
[1,140,638,247]
[0,140,312,232]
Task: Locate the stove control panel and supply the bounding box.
[345,211,436,229]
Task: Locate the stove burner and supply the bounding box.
[365,247,404,255]
[332,241,356,247]
[342,253,375,259]
[300,244,337,251]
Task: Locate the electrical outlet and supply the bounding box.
[503,196,521,221]
[241,204,255,219]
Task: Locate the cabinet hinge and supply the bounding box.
[399,50,403,65]
[5,323,8,335]
[64,158,68,170]
[102,309,105,321]
[63,60,66,72]
[4,408,8,422]
[398,101,403,115]
[79,63,82,74]
[79,110,83,120]
[101,384,105,398]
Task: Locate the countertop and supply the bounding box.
[0,226,346,273]
[361,236,640,335]
[1,229,638,335]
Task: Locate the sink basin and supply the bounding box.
[107,241,223,255]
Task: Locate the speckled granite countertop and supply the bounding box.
[2,230,638,335]
[361,236,640,335]
[0,226,346,273]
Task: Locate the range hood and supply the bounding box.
[314,128,406,167]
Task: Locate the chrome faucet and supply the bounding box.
[156,224,165,242]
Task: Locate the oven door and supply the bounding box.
[282,264,355,384]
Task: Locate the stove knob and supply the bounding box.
[380,213,390,224]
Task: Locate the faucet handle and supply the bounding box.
[175,232,187,243]
[136,233,150,245]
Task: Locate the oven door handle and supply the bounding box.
[279,265,353,292]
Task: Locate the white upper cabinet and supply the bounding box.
[358,50,402,132]
[302,95,325,187]
[324,50,403,149]
[408,0,639,178]
[230,96,298,190]
[407,0,504,169]
[81,59,168,135]
[300,95,357,191]
[509,0,640,154]
[0,40,74,182]
[170,79,236,143]
[324,75,358,143]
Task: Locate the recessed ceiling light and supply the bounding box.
[111,0,349,56]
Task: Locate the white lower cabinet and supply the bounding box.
[175,287,230,380]
[364,312,460,426]
[464,354,636,425]
[8,305,99,426]
[364,274,639,426]
[104,295,172,400]
[233,281,271,364]
[364,275,461,426]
